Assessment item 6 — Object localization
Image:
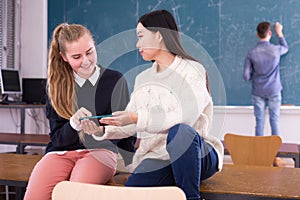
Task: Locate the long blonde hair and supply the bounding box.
[47,23,93,119]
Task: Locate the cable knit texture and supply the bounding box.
[94,56,224,172]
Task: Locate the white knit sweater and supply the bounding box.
[94,56,224,172]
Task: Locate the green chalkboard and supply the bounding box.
[48,0,300,105]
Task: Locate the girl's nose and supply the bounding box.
[81,56,90,67]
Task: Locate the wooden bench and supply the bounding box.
[222,141,300,168]
[0,132,50,154]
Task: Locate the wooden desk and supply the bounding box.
[201,164,300,200]
[276,143,300,168]
[18,133,50,154]
[0,132,50,153]
[0,154,42,200]
[0,104,46,133]
[222,141,300,168]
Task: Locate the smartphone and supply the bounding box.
[79,114,113,121]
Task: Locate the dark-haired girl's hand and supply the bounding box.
[100,111,137,126]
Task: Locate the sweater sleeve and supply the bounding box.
[46,98,82,150]
[92,124,137,140]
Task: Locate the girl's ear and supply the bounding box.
[156,31,163,43]
[60,52,68,62]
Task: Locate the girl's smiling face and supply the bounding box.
[61,33,97,79]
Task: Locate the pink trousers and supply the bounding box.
[24,149,117,200]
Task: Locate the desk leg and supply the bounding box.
[16,143,22,154]
[295,158,300,168]
[297,144,300,168]
[15,187,23,200]
[20,108,25,134]
[18,143,24,154]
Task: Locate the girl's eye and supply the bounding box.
[73,56,81,59]
[87,49,94,55]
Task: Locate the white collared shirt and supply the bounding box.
[73,66,100,87]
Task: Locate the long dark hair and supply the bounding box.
[138,10,197,61]
[138,9,210,93]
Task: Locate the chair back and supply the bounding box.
[52,181,186,200]
[224,133,282,166]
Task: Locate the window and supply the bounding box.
[0,0,16,70]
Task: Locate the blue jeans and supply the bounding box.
[125,124,219,200]
[252,93,281,136]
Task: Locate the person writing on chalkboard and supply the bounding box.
[24,23,135,200]
[243,21,288,137]
[84,10,224,200]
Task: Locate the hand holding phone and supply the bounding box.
[100,111,137,126]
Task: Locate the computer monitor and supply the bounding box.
[22,78,47,104]
[0,68,22,95]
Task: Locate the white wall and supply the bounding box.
[20,0,48,78]
[213,106,300,143]
[19,0,49,136]
[0,0,49,152]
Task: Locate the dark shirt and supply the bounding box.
[243,37,288,97]
[45,66,133,156]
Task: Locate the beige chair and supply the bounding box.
[224,133,282,166]
[52,181,186,200]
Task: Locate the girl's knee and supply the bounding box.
[167,124,196,144]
